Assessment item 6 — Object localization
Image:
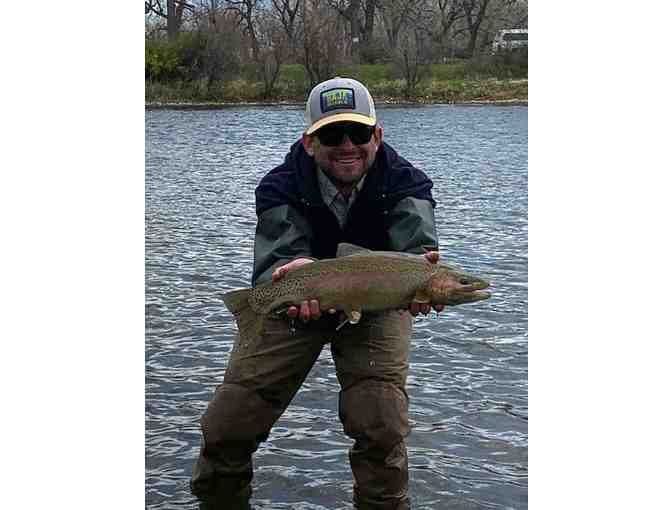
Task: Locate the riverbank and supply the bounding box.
[146,78,527,108]
[146,98,527,109]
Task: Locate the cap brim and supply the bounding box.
[305,113,376,135]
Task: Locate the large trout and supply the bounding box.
[222,243,490,336]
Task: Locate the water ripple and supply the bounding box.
[146,105,527,509]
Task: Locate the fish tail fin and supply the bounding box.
[220,288,265,338]
[221,288,252,315]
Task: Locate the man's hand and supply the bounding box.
[272,258,324,322]
[408,251,446,317]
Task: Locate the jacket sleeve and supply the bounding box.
[252,204,314,285]
[385,197,439,254]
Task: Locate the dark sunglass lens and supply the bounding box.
[347,125,374,145]
[316,125,345,146]
[316,123,374,146]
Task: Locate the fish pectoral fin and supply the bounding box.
[412,289,431,304]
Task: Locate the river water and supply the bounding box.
[146,104,528,509]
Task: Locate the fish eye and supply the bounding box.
[459,278,471,285]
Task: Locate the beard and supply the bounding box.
[316,147,376,187]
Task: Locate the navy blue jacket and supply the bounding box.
[252,140,438,285]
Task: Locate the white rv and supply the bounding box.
[492,29,528,53]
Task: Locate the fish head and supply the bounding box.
[427,265,491,305]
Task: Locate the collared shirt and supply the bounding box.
[316,168,367,228]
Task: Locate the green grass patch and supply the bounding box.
[146,60,527,104]
[334,64,394,83]
[279,64,308,84]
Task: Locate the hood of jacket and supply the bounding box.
[255,139,435,216]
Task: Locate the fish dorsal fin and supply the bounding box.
[336,243,372,258]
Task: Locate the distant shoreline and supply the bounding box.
[145,98,528,110]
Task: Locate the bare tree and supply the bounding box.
[301,0,343,85]
[145,0,195,39]
[499,0,527,28]
[190,5,243,82]
[222,1,293,97]
[271,0,301,57]
[431,0,466,60]
[225,1,261,61]
[256,9,290,98]
[461,0,492,57]
[389,4,433,97]
[378,0,430,53]
[327,1,377,62]
[327,0,360,57]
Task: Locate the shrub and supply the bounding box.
[367,79,406,99]
[146,32,239,83]
[221,79,262,102]
[145,40,180,81]
[175,32,209,80]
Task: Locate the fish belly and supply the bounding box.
[304,270,418,312]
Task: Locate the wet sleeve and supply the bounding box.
[385,197,439,255]
[252,204,314,285]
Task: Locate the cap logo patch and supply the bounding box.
[321,88,355,113]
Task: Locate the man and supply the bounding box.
[192,77,444,509]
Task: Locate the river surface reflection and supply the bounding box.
[146,104,528,509]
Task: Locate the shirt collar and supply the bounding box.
[316,167,367,205]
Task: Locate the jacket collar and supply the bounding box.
[290,140,386,208]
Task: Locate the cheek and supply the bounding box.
[311,146,328,161]
[365,146,378,163]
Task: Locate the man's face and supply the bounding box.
[302,122,383,187]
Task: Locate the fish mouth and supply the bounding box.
[445,289,491,305]
[469,290,491,301]
[459,279,490,292]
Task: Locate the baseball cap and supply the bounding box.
[305,77,376,135]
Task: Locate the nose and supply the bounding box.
[339,134,357,148]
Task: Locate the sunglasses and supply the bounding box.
[314,122,375,146]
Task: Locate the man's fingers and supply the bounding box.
[433,304,445,314]
[409,302,438,316]
[424,251,440,264]
[287,305,298,318]
[309,299,321,319]
[272,266,286,282]
[299,301,311,322]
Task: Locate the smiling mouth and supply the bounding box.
[335,158,359,165]
[333,153,361,164]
